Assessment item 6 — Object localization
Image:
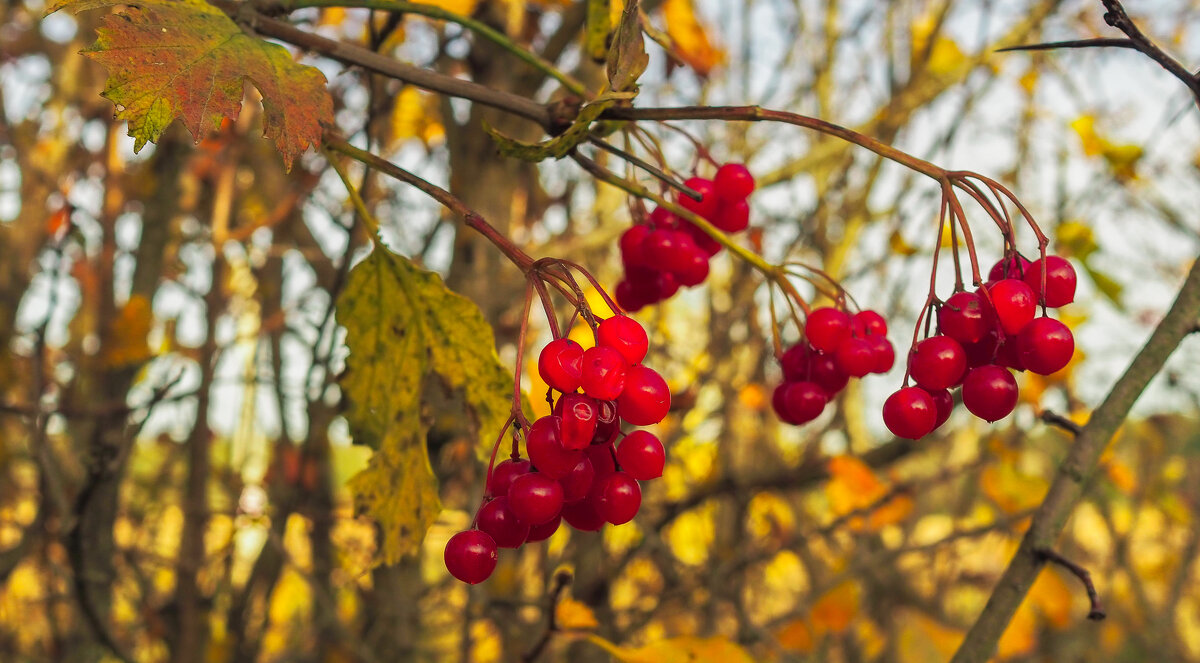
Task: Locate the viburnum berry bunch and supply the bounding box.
[445,267,670,585]
[615,163,756,311]
[773,307,896,425]
[882,174,1079,440]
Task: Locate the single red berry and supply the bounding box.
[591,399,620,445]
[780,343,815,382]
[678,177,719,219]
[773,381,828,425]
[680,220,722,256]
[654,271,681,300]
[585,444,616,479]
[617,365,671,426]
[988,253,1031,281]
[1017,317,1074,375]
[581,346,628,401]
[908,336,967,391]
[647,206,678,229]
[558,393,598,450]
[645,229,685,266]
[962,329,1002,368]
[852,310,888,337]
[614,280,651,312]
[538,338,583,393]
[561,497,605,531]
[864,335,895,373]
[616,430,665,480]
[661,234,702,276]
[835,337,876,378]
[982,279,1036,335]
[939,292,990,344]
[805,307,852,353]
[508,472,564,525]
[1023,255,1077,308]
[525,515,561,542]
[444,530,497,584]
[962,365,1019,422]
[593,472,641,525]
[712,199,750,232]
[525,415,582,479]
[619,226,651,269]
[929,388,954,430]
[674,247,711,287]
[476,496,530,548]
[487,458,531,497]
[882,387,937,440]
[559,456,596,502]
[714,163,755,201]
[810,353,849,396]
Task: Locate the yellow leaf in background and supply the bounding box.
[390,87,444,147]
[1055,220,1099,260]
[866,494,915,531]
[1071,116,1102,157]
[737,383,768,411]
[663,0,723,75]
[556,598,599,630]
[775,618,814,653]
[1030,568,1074,630]
[895,610,963,663]
[1019,66,1039,94]
[981,462,1048,514]
[316,6,345,26]
[102,294,154,367]
[586,634,755,663]
[1070,115,1143,179]
[889,229,919,256]
[997,598,1038,659]
[826,455,886,513]
[810,581,859,636]
[422,0,478,14]
[911,14,969,77]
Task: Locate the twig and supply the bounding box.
[587,138,699,200]
[1032,547,1106,621]
[1039,409,1082,436]
[521,569,573,663]
[996,37,1136,53]
[1099,0,1200,105]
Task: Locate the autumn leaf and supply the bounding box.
[810,581,859,635]
[337,246,511,562]
[50,0,333,169]
[585,634,755,663]
[102,294,154,368]
[556,598,599,630]
[663,0,723,75]
[607,0,648,93]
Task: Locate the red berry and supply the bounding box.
[619,226,651,269]
[929,388,954,430]
[714,163,755,201]
[835,337,876,378]
[525,515,561,542]
[444,530,497,584]
[476,497,529,548]
[487,458,531,497]
[617,365,671,425]
[525,415,582,479]
[647,206,677,229]
[558,393,598,450]
[645,229,685,266]
[654,271,681,300]
[674,248,711,287]
[559,456,595,502]
[580,346,628,401]
[593,472,641,525]
[538,338,583,393]
[962,365,1019,422]
[864,335,895,373]
[1023,255,1077,308]
[508,472,564,525]
[982,279,1036,335]
[882,387,937,440]
[908,336,967,391]
[712,199,750,232]
[680,220,722,256]
[585,444,616,479]
[614,280,652,312]
[962,329,1002,368]
[561,498,605,531]
[616,430,665,480]
[810,353,849,396]
[662,235,702,276]
[989,254,1031,281]
[805,307,852,353]
[780,343,815,382]
[772,381,828,425]
[678,177,719,219]
[995,335,1026,372]
[591,399,620,445]
[852,310,888,337]
[1017,317,1074,375]
[939,292,990,344]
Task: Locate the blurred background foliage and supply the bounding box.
[1,0,1200,661]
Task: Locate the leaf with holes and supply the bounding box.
[49,0,332,169]
[336,246,511,562]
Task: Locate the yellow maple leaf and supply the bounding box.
[663,0,723,75]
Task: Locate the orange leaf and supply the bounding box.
[810,581,858,636]
[663,0,723,75]
[775,618,814,653]
[556,598,599,630]
[102,295,154,368]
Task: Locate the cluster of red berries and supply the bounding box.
[772,308,896,425]
[883,254,1078,439]
[444,315,671,584]
[614,164,756,311]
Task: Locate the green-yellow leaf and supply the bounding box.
[50,0,332,170]
[585,0,611,62]
[607,0,648,93]
[337,247,511,562]
[486,93,630,162]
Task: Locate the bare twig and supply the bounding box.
[1039,409,1083,436]
[1033,547,1106,621]
[520,569,573,662]
[996,37,1136,53]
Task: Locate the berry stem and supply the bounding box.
[947,198,964,291]
[512,281,537,430]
